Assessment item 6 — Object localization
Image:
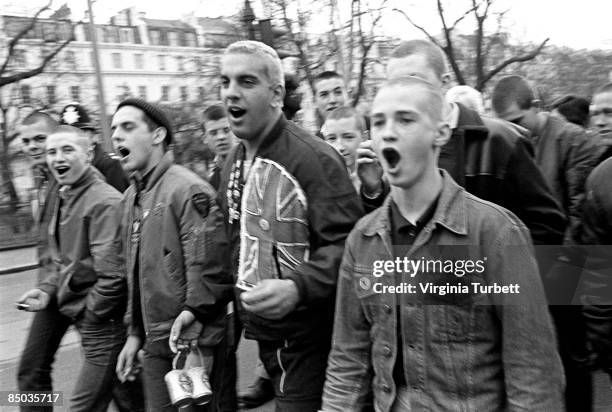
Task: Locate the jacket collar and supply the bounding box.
[257,113,288,155]
[131,151,174,192]
[58,166,100,200]
[362,169,467,237]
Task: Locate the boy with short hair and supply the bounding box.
[321,106,367,191]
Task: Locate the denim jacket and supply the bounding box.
[322,170,565,412]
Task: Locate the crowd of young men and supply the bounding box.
[13,37,611,412]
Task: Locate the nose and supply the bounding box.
[222,80,239,101]
[381,120,398,143]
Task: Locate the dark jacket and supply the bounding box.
[323,170,564,412]
[532,113,599,242]
[578,157,612,373]
[33,167,59,284]
[218,115,364,341]
[92,144,129,193]
[362,104,567,245]
[38,167,126,321]
[121,152,233,344]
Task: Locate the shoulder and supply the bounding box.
[464,191,530,241]
[479,115,526,149]
[164,164,217,202]
[275,122,355,198]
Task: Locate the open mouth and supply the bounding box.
[382,148,401,169]
[117,147,130,158]
[55,165,70,176]
[228,106,246,119]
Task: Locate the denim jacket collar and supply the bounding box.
[362,169,468,238]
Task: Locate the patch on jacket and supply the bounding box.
[192,193,210,218]
[237,158,309,290]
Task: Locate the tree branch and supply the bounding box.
[0,23,79,88]
[392,8,443,49]
[480,38,549,87]
[0,0,53,76]
[437,0,466,84]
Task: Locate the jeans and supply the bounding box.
[17,302,71,412]
[69,315,127,412]
[141,335,236,412]
[17,303,143,412]
[258,336,331,412]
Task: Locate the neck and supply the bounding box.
[390,167,442,223]
[142,148,165,177]
[243,111,281,161]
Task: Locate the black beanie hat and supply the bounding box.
[116,98,174,145]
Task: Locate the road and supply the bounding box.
[1,268,610,411]
[0,268,272,412]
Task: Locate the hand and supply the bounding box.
[169,310,202,353]
[16,289,50,312]
[116,335,143,383]
[240,279,300,320]
[356,140,383,196]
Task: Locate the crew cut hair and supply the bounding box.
[225,40,285,87]
[325,106,365,133]
[376,76,445,123]
[21,111,58,130]
[491,75,536,114]
[389,39,448,80]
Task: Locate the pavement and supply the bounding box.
[0,246,37,275]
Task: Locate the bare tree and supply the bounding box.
[394,0,548,91]
[0,0,79,211]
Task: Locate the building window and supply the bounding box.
[180,86,188,102]
[186,33,196,47]
[149,30,160,45]
[169,31,178,46]
[176,56,184,72]
[161,85,169,101]
[134,53,144,70]
[116,85,130,101]
[112,52,122,69]
[47,85,56,104]
[71,85,80,101]
[14,49,27,67]
[119,28,133,43]
[160,31,169,46]
[193,56,202,72]
[138,86,147,100]
[158,55,166,71]
[198,86,205,101]
[89,51,95,67]
[65,50,76,70]
[21,85,31,105]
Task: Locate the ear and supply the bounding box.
[271,83,285,109]
[434,121,451,148]
[441,72,452,87]
[86,145,94,164]
[152,127,167,145]
[362,130,370,141]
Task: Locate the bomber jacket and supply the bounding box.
[323,170,565,412]
[218,114,364,342]
[531,113,600,243]
[578,157,612,373]
[122,152,233,344]
[38,167,126,321]
[362,104,567,245]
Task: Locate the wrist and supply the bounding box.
[362,183,383,199]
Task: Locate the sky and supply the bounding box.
[3,0,612,50]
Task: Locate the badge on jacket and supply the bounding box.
[192,193,210,218]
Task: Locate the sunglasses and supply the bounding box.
[21,135,47,145]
